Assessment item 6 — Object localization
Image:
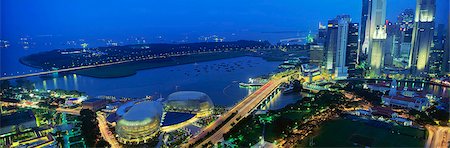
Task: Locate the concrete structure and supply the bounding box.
[360,0,372,55]
[115,101,163,144]
[346,23,360,78]
[0,110,37,135]
[325,15,359,79]
[444,18,450,74]
[429,24,446,75]
[409,0,436,76]
[325,18,339,72]
[82,98,108,111]
[335,18,350,79]
[164,91,214,117]
[382,95,430,111]
[366,0,387,75]
[187,76,287,146]
[309,44,324,67]
[381,79,430,111]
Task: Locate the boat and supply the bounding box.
[239,82,263,87]
[283,85,295,94]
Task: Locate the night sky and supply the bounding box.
[1,0,448,41]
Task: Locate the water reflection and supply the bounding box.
[30,57,281,106]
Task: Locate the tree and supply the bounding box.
[79,109,100,147]
[1,80,11,90]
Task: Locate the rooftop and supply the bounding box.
[1,110,36,127]
[83,98,106,103]
[167,91,211,102]
[122,101,163,122]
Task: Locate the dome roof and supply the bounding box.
[164,91,214,114]
[167,91,212,102]
[121,101,163,122]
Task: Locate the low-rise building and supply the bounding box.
[0,110,37,135]
[82,98,108,111]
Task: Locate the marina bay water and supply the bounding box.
[30,56,296,107]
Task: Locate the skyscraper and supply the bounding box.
[429,24,446,75]
[409,0,436,76]
[335,18,351,79]
[360,0,372,55]
[324,15,359,79]
[347,23,360,78]
[398,9,415,61]
[366,0,387,75]
[309,44,325,67]
[397,9,415,31]
[444,21,450,74]
[325,18,340,72]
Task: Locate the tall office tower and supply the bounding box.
[429,24,446,74]
[347,23,360,78]
[397,9,415,60]
[397,9,415,31]
[399,29,413,59]
[360,0,372,55]
[444,21,450,74]
[309,44,325,67]
[335,19,351,79]
[385,21,401,67]
[315,22,328,45]
[325,18,340,72]
[370,26,387,75]
[409,0,436,76]
[366,0,387,75]
[325,15,351,74]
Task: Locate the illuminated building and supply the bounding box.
[115,101,163,144]
[444,17,450,74]
[370,26,387,75]
[397,9,415,31]
[360,0,372,55]
[429,24,446,75]
[325,18,339,72]
[409,0,436,76]
[0,110,37,135]
[1,127,56,148]
[397,9,415,60]
[325,15,359,79]
[335,18,350,79]
[399,28,414,60]
[164,91,214,117]
[346,23,360,78]
[309,44,324,67]
[366,0,387,75]
[82,98,108,111]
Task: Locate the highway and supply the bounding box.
[97,112,121,148]
[0,60,131,81]
[425,125,449,148]
[186,76,288,147]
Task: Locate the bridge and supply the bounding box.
[187,76,289,147]
[0,60,131,81]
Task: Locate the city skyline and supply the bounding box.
[1,0,449,148]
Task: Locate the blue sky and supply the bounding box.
[1,0,448,41]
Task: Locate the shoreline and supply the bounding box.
[20,52,267,79]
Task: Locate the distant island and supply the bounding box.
[20,40,306,78]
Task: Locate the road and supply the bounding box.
[97,112,121,148]
[56,107,81,116]
[0,60,131,81]
[425,125,450,148]
[186,77,287,147]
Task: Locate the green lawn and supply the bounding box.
[302,119,426,147]
[75,52,247,78]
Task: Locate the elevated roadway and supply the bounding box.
[187,76,288,147]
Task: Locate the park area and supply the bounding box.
[301,118,426,147]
